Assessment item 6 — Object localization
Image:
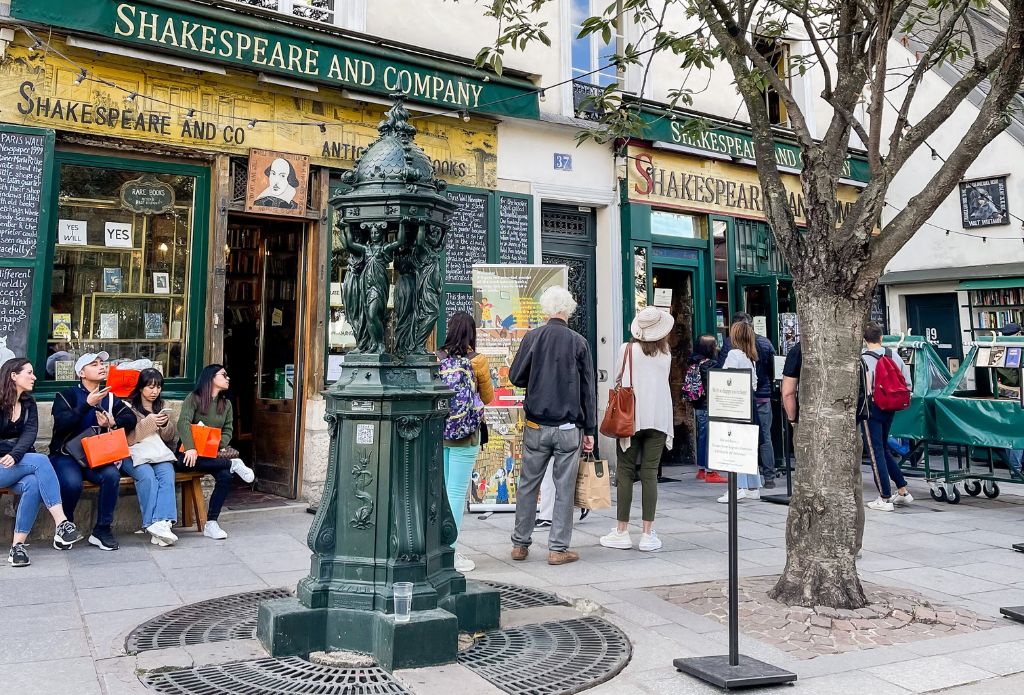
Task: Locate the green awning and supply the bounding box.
[958,277,1024,290]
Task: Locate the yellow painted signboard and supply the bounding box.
[0,38,497,188]
[627,146,861,225]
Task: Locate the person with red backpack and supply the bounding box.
[859,322,913,512]
[437,311,494,573]
[683,335,727,484]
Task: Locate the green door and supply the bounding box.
[735,276,779,347]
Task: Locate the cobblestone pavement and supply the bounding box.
[4,468,1024,694]
[652,575,999,659]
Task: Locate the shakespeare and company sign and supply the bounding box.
[2,38,497,187]
[627,146,862,225]
[8,0,539,119]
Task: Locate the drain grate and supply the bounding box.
[125,588,293,653]
[478,581,569,610]
[142,656,411,695]
[459,616,631,695]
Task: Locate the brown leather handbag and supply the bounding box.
[599,342,636,438]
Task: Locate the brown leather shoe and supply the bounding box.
[511,545,529,561]
[548,550,579,565]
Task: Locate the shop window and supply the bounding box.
[48,164,197,381]
[753,39,789,126]
[571,0,621,88]
[651,210,708,240]
[225,0,361,29]
[633,245,648,315]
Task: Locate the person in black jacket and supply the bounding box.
[50,352,136,551]
[0,358,83,566]
[508,286,595,567]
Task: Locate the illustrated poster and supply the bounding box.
[469,264,568,511]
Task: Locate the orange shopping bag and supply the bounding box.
[81,429,130,469]
[106,364,140,398]
[180,425,222,458]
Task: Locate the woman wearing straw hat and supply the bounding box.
[600,307,674,552]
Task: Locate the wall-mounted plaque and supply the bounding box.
[120,173,176,214]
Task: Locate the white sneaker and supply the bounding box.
[454,552,475,572]
[203,520,228,540]
[717,489,747,504]
[638,530,662,552]
[230,458,255,483]
[600,528,633,549]
[151,535,172,547]
[892,491,914,506]
[147,521,176,545]
[745,489,761,501]
[867,497,895,512]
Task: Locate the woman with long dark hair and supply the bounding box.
[0,358,82,566]
[175,364,254,539]
[437,311,494,572]
[123,368,179,546]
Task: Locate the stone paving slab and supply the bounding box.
[650,574,998,660]
[866,654,998,692]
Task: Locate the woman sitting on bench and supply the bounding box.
[175,365,254,540]
[0,358,83,566]
[125,368,179,547]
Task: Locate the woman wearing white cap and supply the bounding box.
[600,307,674,552]
[50,352,137,552]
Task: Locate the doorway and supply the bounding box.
[540,204,597,359]
[651,265,697,468]
[224,216,305,499]
[905,293,963,370]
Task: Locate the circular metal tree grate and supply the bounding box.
[478,581,569,610]
[142,656,411,695]
[458,616,632,695]
[125,588,293,653]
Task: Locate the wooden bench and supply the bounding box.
[0,470,207,532]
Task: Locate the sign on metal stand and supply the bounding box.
[673,368,797,689]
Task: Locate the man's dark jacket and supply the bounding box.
[718,334,776,399]
[508,318,596,434]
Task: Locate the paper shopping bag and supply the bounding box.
[180,425,222,458]
[574,454,612,510]
[106,364,140,398]
[81,428,130,468]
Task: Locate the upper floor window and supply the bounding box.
[571,0,621,87]
[225,0,356,29]
[753,39,789,126]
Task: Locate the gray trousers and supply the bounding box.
[756,400,776,478]
[512,425,582,553]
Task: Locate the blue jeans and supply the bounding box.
[694,409,709,470]
[860,404,907,499]
[443,445,480,543]
[0,453,63,535]
[1006,449,1023,475]
[120,458,177,527]
[50,453,122,531]
[756,400,776,478]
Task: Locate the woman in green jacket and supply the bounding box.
[175,364,254,539]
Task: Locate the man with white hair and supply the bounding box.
[508,286,596,565]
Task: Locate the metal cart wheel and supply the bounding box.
[946,485,961,504]
[930,485,947,502]
[984,481,1000,499]
[964,480,982,496]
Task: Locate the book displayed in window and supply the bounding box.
[1005,348,1022,369]
[144,313,164,339]
[52,313,71,340]
[99,313,118,340]
[102,267,122,293]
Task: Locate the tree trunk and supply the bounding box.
[768,290,868,608]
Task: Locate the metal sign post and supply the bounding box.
[674,369,796,689]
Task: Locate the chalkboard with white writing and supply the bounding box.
[444,191,489,284]
[498,195,530,264]
[445,291,475,324]
[0,267,34,362]
[0,130,46,258]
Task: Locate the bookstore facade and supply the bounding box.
[0,2,539,503]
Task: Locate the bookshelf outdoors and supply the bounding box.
[967,285,1024,335]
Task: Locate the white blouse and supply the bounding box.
[616,342,674,450]
[723,349,758,389]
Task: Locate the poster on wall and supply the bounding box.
[469,264,568,512]
[778,313,799,356]
[959,176,1010,228]
[245,149,310,216]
